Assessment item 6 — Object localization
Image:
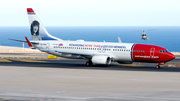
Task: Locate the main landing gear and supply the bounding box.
[86,60,93,66]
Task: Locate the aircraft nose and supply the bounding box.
[167,53,175,61]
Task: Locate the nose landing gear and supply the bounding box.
[156,65,160,69]
[156,62,165,69]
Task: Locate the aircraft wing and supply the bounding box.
[40,49,109,59]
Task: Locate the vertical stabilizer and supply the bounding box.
[27,8,62,41]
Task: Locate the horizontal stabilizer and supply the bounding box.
[8,38,38,44]
[8,38,27,43]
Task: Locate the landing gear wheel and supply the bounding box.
[86,61,90,66]
[156,65,160,69]
[86,61,93,66]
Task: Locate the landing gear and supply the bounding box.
[156,62,164,69]
[86,60,93,66]
[156,65,160,69]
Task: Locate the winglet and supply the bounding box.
[118,37,122,43]
[25,37,33,47]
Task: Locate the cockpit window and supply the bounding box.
[160,50,168,53]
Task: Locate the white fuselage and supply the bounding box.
[33,40,134,62]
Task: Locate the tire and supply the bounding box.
[86,61,93,66]
[86,61,90,66]
[156,65,160,69]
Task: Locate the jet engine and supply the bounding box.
[92,56,111,65]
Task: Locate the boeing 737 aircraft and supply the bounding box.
[10,8,175,69]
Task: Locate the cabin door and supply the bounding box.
[150,47,155,60]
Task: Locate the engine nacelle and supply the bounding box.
[92,56,111,65]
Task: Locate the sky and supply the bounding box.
[1,0,180,26]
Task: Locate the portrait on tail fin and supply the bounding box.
[30,20,41,40]
[31,20,39,36]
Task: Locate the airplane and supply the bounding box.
[10,8,175,69]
